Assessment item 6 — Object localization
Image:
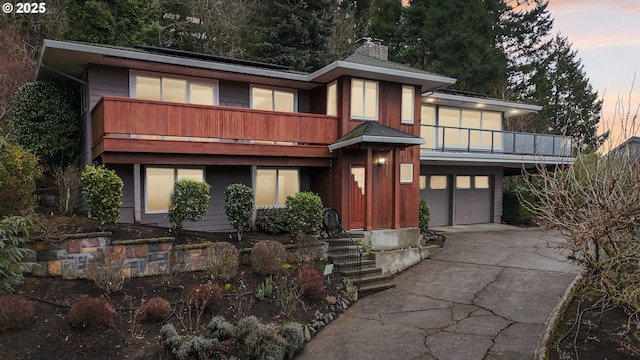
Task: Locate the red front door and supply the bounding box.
[349,165,365,229]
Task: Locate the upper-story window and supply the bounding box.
[251,86,296,112]
[420,105,502,150]
[351,78,378,120]
[327,81,337,116]
[401,85,415,124]
[131,71,218,106]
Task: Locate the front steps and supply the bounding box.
[325,234,395,297]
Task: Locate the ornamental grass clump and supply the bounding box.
[87,246,127,294]
[203,242,239,282]
[0,294,35,332]
[296,267,324,300]
[68,297,115,329]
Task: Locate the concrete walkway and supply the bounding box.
[297,225,580,360]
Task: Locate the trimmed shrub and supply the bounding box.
[296,267,324,300]
[204,242,239,282]
[235,316,286,360]
[0,294,35,332]
[167,179,211,232]
[284,192,323,239]
[255,207,287,234]
[281,322,305,359]
[160,324,223,360]
[68,297,115,328]
[81,165,123,229]
[11,81,78,166]
[0,216,32,292]
[251,240,288,275]
[87,246,127,294]
[206,315,234,340]
[224,183,254,241]
[419,198,431,233]
[0,136,40,217]
[139,297,172,322]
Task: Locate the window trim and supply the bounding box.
[350,78,378,121]
[250,85,298,113]
[255,167,300,208]
[401,85,415,124]
[144,166,206,214]
[400,163,414,184]
[130,70,219,105]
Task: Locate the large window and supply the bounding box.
[145,167,206,213]
[351,79,378,120]
[420,106,503,150]
[132,72,217,105]
[256,168,299,207]
[327,81,337,116]
[251,86,296,112]
[401,85,415,124]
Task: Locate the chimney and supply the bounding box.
[354,37,388,61]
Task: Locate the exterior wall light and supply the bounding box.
[377,156,387,166]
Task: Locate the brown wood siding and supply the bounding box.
[371,150,394,229]
[93,96,337,143]
[399,147,419,227]
[91,96,338,160]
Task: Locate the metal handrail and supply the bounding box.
[421,125,574,157]
[323,209,362,285]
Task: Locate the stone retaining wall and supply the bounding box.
[24,233,327,280]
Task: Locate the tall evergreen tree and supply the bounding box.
[366,0,403,61]
[248,0,334,72]
[62,0,164,46]
[399,0,508,96]
[530,35,604,151]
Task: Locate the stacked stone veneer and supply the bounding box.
[24,232,327,280]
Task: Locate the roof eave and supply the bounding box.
[329,135,425,152]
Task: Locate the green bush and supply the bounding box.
[256,207,288,234]
[81,165,123,229]
[502,176,536,226]
[0,136,40,217]
[284,192,323,240]
[167,179,211,232]
[0,216,32,293]
[224,183,254,241]
[11,81,78,166]
[419,198,431,233]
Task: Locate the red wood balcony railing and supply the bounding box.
[91,96,339,161]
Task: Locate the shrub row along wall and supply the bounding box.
[24,233,326,280]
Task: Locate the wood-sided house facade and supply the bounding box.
[36,39,456,233]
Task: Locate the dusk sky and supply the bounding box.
[546,0,640,147]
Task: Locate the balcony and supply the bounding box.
[91,96,339,163]
[420,125,573,157]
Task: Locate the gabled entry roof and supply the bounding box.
[328,122,425,152]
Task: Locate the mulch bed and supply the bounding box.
[1,214,345,359]
[549,296,640,360]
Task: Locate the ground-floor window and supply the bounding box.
[400,163,414,184]
[145,167,205,213]
[255,168,299,207]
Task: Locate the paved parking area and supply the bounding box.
[297,225,580,360]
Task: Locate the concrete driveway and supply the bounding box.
[297,225,580,360]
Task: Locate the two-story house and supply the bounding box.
[35,39,573,242]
